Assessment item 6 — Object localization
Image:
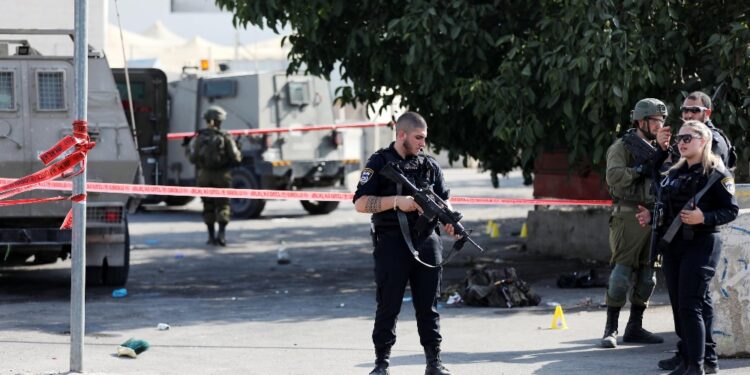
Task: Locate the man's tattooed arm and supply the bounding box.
[365,196,382,213]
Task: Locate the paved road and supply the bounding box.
[1,168,748,374]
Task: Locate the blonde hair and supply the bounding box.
[667,120,723,175]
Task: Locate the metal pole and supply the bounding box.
[71,0,88,372]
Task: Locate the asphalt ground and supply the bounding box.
[1,168,749,374]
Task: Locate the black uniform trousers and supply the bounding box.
[661,231,722,366]
[372,228,442,347]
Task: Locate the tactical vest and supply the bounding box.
[609,137,656,206]
[371,147,436,227]
[662,166,706,225]
[195,128,233,169]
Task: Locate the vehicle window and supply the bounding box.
[116,81,146,101]
[287,81,310,106]
[0,71,14,110]
[203,79,236,99]
[37,71,65,110]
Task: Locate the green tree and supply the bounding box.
[217,0,750,180]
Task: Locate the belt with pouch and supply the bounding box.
[612,205,638,213]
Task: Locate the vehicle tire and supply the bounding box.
[164,195,195,206]
[301,200,340,215]
[86,265,104,286]
[86,218,130,287]
[103,218,130,286]
[231,167,266,218]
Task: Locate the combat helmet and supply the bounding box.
[630,98,667,123]
[203,105,227,123]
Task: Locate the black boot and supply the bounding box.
[683,362,705,375]
[601,306,620,348]
[704,362,718,374]
[206,223,216,245]
[658,352,682,370]
[666,357,687,375]
[368,346,391,375]
[424,345,451,375]
[216,222,227,247]
[623,304,663,343]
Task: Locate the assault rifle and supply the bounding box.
[648,177,664,266]
[380,162,485,254]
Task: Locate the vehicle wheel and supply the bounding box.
[86,219,130,287]
[164,195,195,206]
[231,167,266,218]
[301,200,340,215]
[103,219,130,286]
[86,265,104,286]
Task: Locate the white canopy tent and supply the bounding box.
[140,20,186,44]
[105,20,290,80]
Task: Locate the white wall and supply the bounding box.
[712,209,750,356]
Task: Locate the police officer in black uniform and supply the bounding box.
[354,112,454,375]
[656,92,737,374]
[637,120,738,375]
[680,91,736,169]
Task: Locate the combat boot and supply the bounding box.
[683,362,705,375]
[666,357,687,375]
[424,345,452,375]
[216,222,227,247]
[206,223,216,245]
[623,304,663,343]
[659,353,682,370]
[601,306,620,348]
[704,362,718,374]
[368,345,391,375]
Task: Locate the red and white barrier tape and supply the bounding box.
[167,121,391,140]
[0,178,612,206]
[0,120,96,229]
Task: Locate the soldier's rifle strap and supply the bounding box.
[395,183,440,268]
[660,169,723,245]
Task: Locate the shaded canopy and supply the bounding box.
[105,21,290,79]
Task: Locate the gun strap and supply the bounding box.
[661,169,723,245]
[395,183,441,268]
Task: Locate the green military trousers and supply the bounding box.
[197,168,233,225]
[606,207,656,307]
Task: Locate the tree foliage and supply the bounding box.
[217,0,750,178]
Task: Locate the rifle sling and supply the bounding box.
[660,169,723,245]
[395,183,441,268]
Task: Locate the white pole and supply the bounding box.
[71,0,88,372]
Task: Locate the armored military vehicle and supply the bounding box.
[0,32,141,286]
[114,69,359,218]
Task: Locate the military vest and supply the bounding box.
[609,137,656,206]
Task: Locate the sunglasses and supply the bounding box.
[680,106,708,114]
[674,133,702,144]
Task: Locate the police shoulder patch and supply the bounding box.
[359,168,375,184]
[721,176,735,194]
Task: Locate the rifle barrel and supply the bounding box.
[466,236,485,252]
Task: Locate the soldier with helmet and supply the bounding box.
[600,98,670,348]
[184,106,242,246]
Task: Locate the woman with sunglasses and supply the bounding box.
[636,120,738,375]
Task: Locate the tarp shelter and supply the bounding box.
[105,21,290,80]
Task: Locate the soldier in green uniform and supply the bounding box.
[185,106,242,246]
[601,98,670,348]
